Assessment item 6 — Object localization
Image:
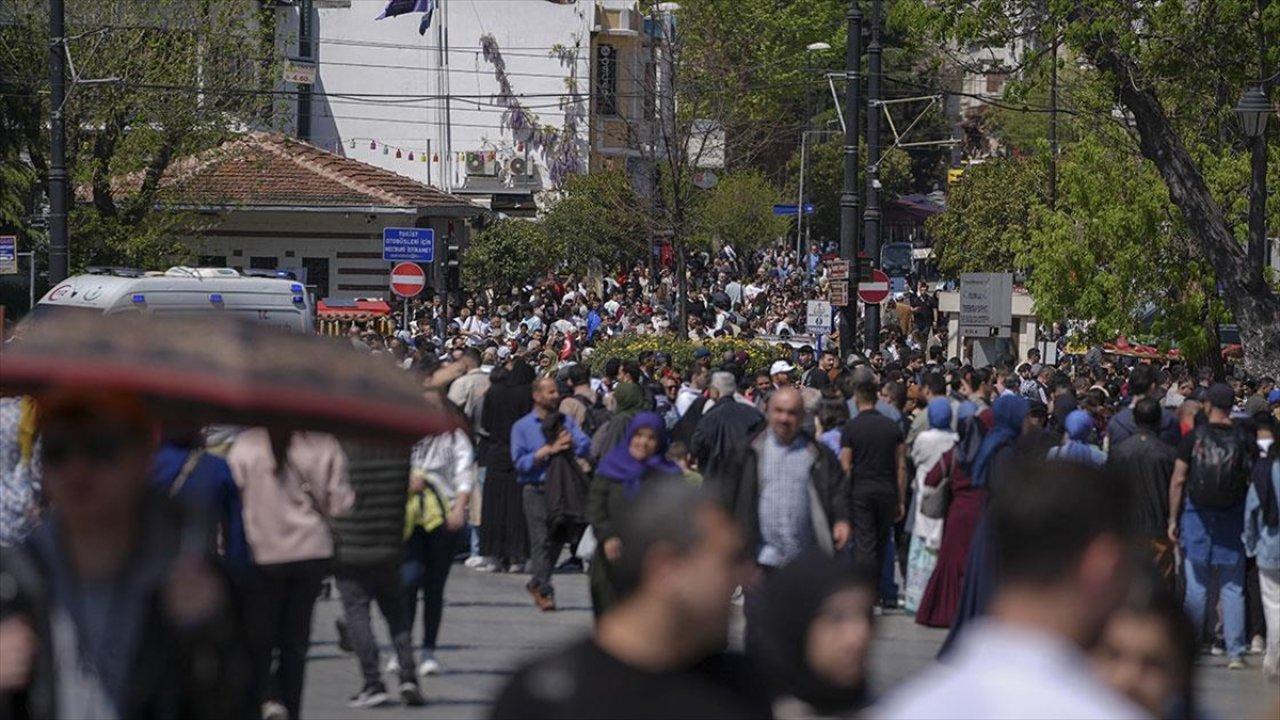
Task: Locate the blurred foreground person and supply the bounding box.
[877,461,1145,719]
[1093,569,1201,719]
[329,442,425,708]
[0,390,251,720]
[229,428,353,720]
[754,549,875,719]
[490,481,771,719]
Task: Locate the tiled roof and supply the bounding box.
[102,132,481,212]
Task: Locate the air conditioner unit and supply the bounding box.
[508,157,529,177]
[465,152,498,176]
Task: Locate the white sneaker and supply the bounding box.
[261,701,289,720]
[383,655,401,675]
[464,555,486,569]
[1249,635,1266,655]
[417,657,442,676]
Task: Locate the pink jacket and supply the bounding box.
[228,429,355,565]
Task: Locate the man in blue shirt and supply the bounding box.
[511,376,590,610]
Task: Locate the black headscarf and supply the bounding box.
[755,550,871,715]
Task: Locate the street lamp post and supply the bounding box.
[1237,84,1271,275]
[797,42,830,264]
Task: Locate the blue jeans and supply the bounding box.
[1184,555,1247,659]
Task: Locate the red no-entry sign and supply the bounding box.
[857,269,890,304]
[390,262,426,298]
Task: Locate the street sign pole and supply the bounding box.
[839,2,863,360]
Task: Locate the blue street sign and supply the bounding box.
[0,235,16,275]
[772,203,816,216]
[889,276,907,293]
[382,227,435,262]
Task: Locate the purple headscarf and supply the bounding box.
[596,411,680,497]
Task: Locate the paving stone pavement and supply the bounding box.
[301,563,1278,719]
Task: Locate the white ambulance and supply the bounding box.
[30,267,314,333]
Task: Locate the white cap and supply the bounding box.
[770,360,796,376]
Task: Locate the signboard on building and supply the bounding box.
[382,227,435,263]
[829,259,849,281]
[283,58,318,85]
[959,272,1013,338]
[806,300,832,335]
[0,236,16,275]
[829,281,848,307]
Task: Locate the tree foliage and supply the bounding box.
[0,0,272,271]
[787,139,914,246]
[541,170,646,271]
[462,219,556,292]
[899,0,1280,374]
[689,170,790,253]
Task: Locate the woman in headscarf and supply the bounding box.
[586,412,681,617]
[589,381,647,464]
[904,398,956,616]
[478,359,536,572]
[754,550,876,719]
[1047,409,1107,467]
[915,398,987,628]
[937,393,1030,653]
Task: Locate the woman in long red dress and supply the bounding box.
[915,426,988,628]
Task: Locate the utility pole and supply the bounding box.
[48,0,68,284]
[1047,31,1058,209]
[297,0,314,141]
[839,2,863,360]
[862,0,882,353]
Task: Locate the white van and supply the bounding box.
[30,267,314,333]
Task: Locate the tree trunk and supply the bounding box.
[1082,41,1280,378]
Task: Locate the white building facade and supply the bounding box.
[274,0,645,212]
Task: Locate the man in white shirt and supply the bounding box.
[876,461,1145,720]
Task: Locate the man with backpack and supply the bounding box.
[1168,383,1254,668]
[560,364,612,444]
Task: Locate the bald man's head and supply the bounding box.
[532,376,561,412]
[767,386,804,444]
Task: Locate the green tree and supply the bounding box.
[899,0,1280,375]
[689,170,790,253]
[0,0,273,271]
[462,219,556,292]
[788,140,913,246]
[541,170,646,272]
[928,156,1044,277]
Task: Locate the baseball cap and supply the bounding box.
[1205,382,1235,411]
[1269,388,1280,405]
[693,347,712,359]
[770,360,796,376]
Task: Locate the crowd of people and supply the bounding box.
[1,241,1279,720]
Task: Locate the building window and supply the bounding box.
[198,255,225,267]
[250,256,276,270]
[986,72,1006,94]
[597,44,618,116]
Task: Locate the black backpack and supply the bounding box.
[1186,424,1252,509]
[567,394,612,438]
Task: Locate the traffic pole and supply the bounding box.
[838,2,862,361]
[862,0,882,353]
[48,0,68,284]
